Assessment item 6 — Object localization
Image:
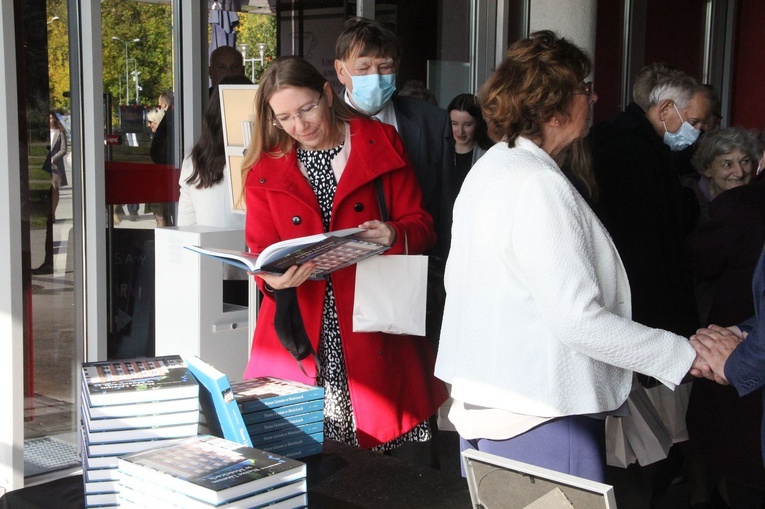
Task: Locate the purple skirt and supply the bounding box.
[460,414,606,483]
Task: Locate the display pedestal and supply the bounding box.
[154,226,252,380]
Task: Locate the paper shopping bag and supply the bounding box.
[622,385,673,466]
[605,416,637,468]
[645,382,692,443]
[352,254,428,336]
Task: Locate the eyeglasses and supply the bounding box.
[575,81,594,97]
[272,90,324,129]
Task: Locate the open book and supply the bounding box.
[185,228,389,280]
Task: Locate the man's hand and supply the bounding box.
[689,324,744,385]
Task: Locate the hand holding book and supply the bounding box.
[185,227,389,281]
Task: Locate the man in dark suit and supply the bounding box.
[692,240,765,466]
[333,17,455,263]
[333,16,455,469]
[588,75,712,338]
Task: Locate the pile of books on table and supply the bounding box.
[231,377,325,460]
[80,356,200,508]
[116,434,308,508]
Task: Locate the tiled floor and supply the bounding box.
[23,394,80,478]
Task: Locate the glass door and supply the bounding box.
[20,0,80,481]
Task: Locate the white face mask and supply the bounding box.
[663,104,700,152]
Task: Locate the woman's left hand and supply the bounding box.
[356,220,397,246]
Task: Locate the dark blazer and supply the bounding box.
[392,95,455,262]
[50,129,67,174]
[150,108,176,167]
[725,242,765,465]
[687,174,765,325]
[588,102,699,336]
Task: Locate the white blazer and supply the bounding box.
[435,137,695,418]
[177,155,246,230]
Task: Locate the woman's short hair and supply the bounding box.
[335,17,401,63]
[478,31,591,147]
[691,126,761,174]
[447,93,493,150]
[240,56,364,189]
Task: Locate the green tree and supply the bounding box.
[235,14,276,83]
[46,0,70,111]
[101,0,173,114]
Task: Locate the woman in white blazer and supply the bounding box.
[434,31,701,482]
[177,75,253,229]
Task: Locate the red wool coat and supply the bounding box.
[243,118,448,448]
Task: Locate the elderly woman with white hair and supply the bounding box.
[686,126,759,220]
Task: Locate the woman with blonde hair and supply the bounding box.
[240,56,447,453]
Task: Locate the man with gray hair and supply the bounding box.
[588,74,712,338]
[632,62,685,112]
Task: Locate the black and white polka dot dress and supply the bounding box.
[298,144,431,451]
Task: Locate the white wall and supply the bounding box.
[530,0,598,73]
[0,0,25,492]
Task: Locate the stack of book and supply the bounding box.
[80,356,200,508]
[116,434,308,508]
[230,377,325,460]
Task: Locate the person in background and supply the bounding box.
[48,111,68,223]
[684,128,765,509]
[209,45,245,92]
[333,17,455,378]
[632,62,685,113]
[177,75,253,229]
[146,107,163,133]
[589,75,710,339]
[333,17,454,263]
[435,31,699,483]
[240,56,447,457]
[684,126,758,226]
[446,93,492,197]
[398,79,438,106]
[691,241,765,508]
[149,91,175,227]
[32,112,68,275]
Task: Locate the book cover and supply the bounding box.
[241,399,324,425]
[231,376,324,414]
[118,470,307,509]
[186,227,389,280]
[82,355,198,407]
[250,421,324,447]
[117,435,306,506]
[246,410,325,436]
[185,355,253,447]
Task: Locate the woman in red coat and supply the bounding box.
[240,56,447,450]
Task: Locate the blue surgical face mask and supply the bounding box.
[663,104,700,151]
[343,63,396,114]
